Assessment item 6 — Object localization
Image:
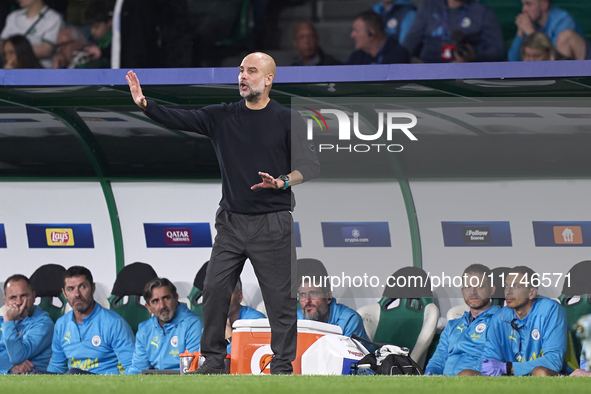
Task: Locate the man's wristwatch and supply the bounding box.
[278,175,290,190]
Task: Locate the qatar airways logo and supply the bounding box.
[164,228,192,246]
[303,108,418,153]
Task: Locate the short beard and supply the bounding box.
[156,308,174,323]
[303,302,329,322]
[240,78,266,102]
[243,89,262,103]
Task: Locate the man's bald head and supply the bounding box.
[238,52,276,104]
[293,23,320,61]
[243,52,276,77]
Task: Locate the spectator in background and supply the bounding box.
[291,22,341,66]
[47,266,135,374]
[521,31,558,61]
[81,0,112,69]
[0,0,63,69]
[372,0,416,44]
[402,0,504,63]
[1,274,54,374]
[509,0,590,61]
[3,34,42,68]
[346,10,409,65]
[126,278,203,374]
[52,26,88,69]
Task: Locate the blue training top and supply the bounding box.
[425,305,500,375]
[483,298,569,376]
[227,305,266,354]
[0,306,54,373]
[126,303,203,374]
[47,303,135,374]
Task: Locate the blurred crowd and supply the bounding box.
[1,0,589,69]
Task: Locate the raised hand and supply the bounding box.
[126,70,147,109]
[251,171,282,190]
[4,302,26,321]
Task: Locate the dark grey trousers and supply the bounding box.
[200,208,297,374]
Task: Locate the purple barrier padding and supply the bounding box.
[1,61,590,86]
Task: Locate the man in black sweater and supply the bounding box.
[126,52,319,374]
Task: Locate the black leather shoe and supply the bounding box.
[184,363,226,375]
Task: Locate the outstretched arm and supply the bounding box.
[251,170,303,190]
[126,70,147,110]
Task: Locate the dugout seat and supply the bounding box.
[108,262,158,334]
[357,266,439,368]
[491,266,511,307]
[181,261,209,319]
[446,304,470,321]
[559,260,591,362]
[29,264,67,323]
[255,258,330,318]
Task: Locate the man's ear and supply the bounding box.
[326,291,333,305]
[91,283,96,295]
[265,74,274,87]
[529,287,538,300]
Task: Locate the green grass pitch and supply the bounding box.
[1,375,589,394]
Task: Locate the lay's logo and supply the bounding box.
[46,229,75,246]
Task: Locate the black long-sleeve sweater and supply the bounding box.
[144,98,320,214]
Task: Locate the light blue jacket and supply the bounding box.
[126,303,203,374]
[0,306,54,373]
[228,305,266,354]
[483,298,569,376]
[47,303,135,374]
[425,305,500,375]
[297,298,370,341]
[372,0,417,44]
[508,7,583,61]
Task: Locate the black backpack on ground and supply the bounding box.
[352,335,424,375]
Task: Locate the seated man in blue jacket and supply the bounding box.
[1,274,54,374]
[296,276,369,342]
[226,279,265,354]
[508,0,590,61]
[481,265,572,376]
[126,278,203,374]
[425,264,500,376]
[47,266,135,374]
